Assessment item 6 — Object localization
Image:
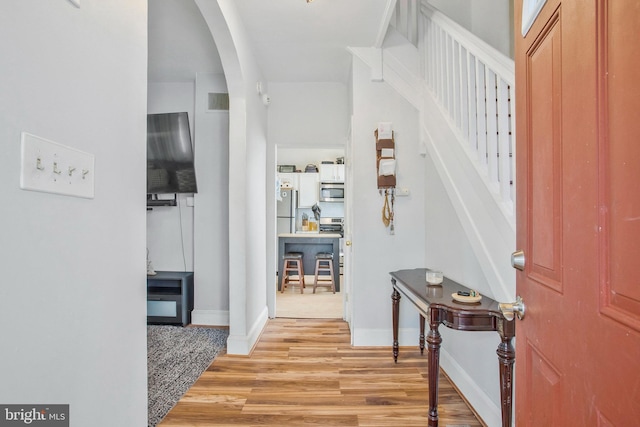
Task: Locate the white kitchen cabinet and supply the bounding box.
[278,172,298,189]
[298,173,319,207]
[319,164,345,183]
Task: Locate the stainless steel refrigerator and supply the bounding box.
[277,188,297,235]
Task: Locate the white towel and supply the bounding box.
[378,122,393,139]
[381,148,394,158]
[378,158,396,176]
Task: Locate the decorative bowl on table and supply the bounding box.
[426,270,444,285]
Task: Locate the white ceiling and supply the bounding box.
[148,0,391,84]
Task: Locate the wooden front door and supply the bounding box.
[514,0,640,425]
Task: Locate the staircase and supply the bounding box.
[351,1,516,302]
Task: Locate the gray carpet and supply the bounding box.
[147,325,228,427]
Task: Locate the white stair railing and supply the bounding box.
[419,1,516,213]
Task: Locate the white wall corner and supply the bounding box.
[191,309,230,326]
[439,347,503,427]
[225,306,269,355]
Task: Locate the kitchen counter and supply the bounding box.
[278,234,341,291]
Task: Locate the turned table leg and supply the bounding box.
[497,335,515,427]
[419,314,425,354]
[391,286,400,362]
[427,316,442,427]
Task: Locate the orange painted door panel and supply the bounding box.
[514,0,640,425]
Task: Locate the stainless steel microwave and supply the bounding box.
[319,183,345,202]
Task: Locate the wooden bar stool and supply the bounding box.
[281,252,305,293]
[313,252,335,294]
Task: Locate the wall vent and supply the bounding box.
[208,93,229,111]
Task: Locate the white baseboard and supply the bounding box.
[226,306,269,355]
[191,309,229,326]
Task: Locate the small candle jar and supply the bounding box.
[426,270,443,285]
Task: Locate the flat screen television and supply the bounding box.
[147,112,198,194]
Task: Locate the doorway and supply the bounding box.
[274,146,346,319]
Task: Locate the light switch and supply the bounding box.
[20,132,95,199]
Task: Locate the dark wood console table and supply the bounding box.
[390,268,515,427]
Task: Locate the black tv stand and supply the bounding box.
[147,271,194,326]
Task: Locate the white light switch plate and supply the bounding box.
[397,188,410,196]
[20,132,95,199]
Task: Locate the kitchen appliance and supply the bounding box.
[277,188,298,234]
[319,217,344,236]
[319,182,345,202]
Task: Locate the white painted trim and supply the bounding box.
[191,309,230,327]
[226,306,268,355]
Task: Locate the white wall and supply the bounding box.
[268,83,350,146]
[427,0,472,30]
[192,72,230,326]
[0,2,148,426]
[428,0,513,58]
[350,57,426,345]
[147,82,196,272]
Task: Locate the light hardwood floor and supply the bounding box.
[159,318,484,427]
[276,276,343,318]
